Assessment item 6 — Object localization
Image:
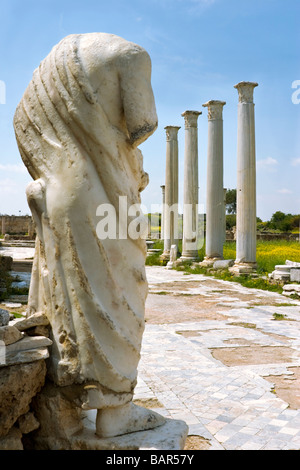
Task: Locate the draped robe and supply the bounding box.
[13,33,158,404]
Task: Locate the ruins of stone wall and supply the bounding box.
[0,311,52,450]
[225,229,299,242]
[0,215,35,238]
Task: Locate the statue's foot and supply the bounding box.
[95,402,166,438]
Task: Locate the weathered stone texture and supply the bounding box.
[0,360,46,439]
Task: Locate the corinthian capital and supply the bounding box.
[202,100,226,120]
[181,110,201,129]
[164,126,181,141]
[234,81,258,103]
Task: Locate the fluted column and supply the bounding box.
[202,100,226,265]
[161,126,180,260]
[231,81,258,274]
[180,110,201,261]
[160,185,165,240]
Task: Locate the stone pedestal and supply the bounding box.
[202,100,226,265]
[161,127,180,261]
[231,82,258,275]
[180,111,201,261]
[166,245,177,270]
[26,383,188,450]
[269,265,291,282]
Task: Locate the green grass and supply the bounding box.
[145,238,300,294]
[224,239,300,274]
[146,239,300,273]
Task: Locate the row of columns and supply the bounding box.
[161,81,258,274]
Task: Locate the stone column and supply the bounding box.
[161,126,180,261]
[231,81,258,274]
[180,110,201,261]
[160,185,165,240]
[202,100,226,266]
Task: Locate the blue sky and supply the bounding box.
[0,0,299,220]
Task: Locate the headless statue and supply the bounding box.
[14,33,165,438]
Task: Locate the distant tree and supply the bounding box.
[225,189,237,214]
[226,214,236,229]
[270,211,286,225]
[268,211,299,232]
[291,214,300,231]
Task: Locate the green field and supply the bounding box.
[146,239,300,294]
[147,239,300,274]
[224,240,300,274]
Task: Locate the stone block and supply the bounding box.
[0,325,23,346]
[285,260,300,267]
[13,312,49,331]
[17,411,40,434]
[26,383,188,450]
[0,426,23,450]
[283,284,300,293]
[4,348,49,368]
[290,268,300,283]
[0,309,10,327]
[213,259,234,269]
[70,418,188,450]
[29,416,188,450]
[6,335,52,353]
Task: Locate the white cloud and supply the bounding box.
[277,188,292,194]
[257,157,278,171]
[0,163,26,173]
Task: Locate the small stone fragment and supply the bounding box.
[14,312,49,331]
[25,325,50,337]
[0,309,10,327]
[0,426,23,450]
[0,325,23,346]
[17,412,40,434]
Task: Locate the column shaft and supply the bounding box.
[203,100,226,264]
[161,126,180,260]
[232,81,258,273]
[160,185,165,240]
[181,110,201,261]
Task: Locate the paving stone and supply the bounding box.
[135,267,300,449]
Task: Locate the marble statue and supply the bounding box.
[13,33,165,438]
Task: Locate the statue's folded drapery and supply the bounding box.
[13,33,158,402]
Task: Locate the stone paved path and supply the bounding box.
[135,266,300,450]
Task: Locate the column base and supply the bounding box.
[229,262,257,275]
[26,382,189,450]
[178,256,199,263]
[160,251,170,262]
[199,257,223,268]
[179,252,199,263]
[166,260,176,270]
